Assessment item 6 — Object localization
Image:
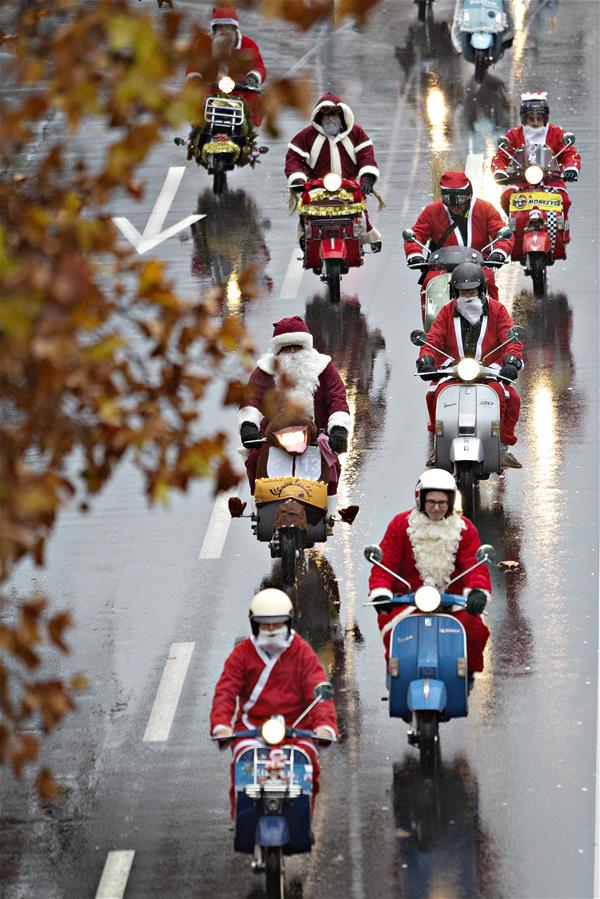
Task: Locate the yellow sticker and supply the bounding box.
[254,477,328,509]
[509,191,563,212]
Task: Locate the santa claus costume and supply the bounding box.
[239,317,351,494]
[419,297,523,446]
[211,630,338,814]
[404,172,514,302]
[368,508,491,671]
[284,92,381,244]
[186,7,266,126]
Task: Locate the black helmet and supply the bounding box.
[440,171,473,211]
[450,262,486,298]
[520,92,550,126]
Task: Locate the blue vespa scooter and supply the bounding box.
[212,682,335,899]
[364,543,495,774]
[451,0,513,83]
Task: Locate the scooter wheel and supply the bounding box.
[265,846,284,899]
[280,529,298,587]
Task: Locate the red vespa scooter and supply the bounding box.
[297,174,373,303]
[495,132,576,298]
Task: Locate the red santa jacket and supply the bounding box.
[284,92,379,187]
[186,33,266,85]
[238,351,351,434]
[210,632,338,737]
[419,299,524,368]
[491,123,581,178]
[404,197,513,262]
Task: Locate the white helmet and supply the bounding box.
[249,589,293,635]
[415,469,457,517]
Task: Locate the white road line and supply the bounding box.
[594,574,600,897]
[143,643,195,743]
[279,251,305,300]
[198,488,238,559]
[95,851,135,899]
[465,152,484,196]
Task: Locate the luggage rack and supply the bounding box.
[204,96,244,129]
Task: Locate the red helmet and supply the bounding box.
[439,171,473,209]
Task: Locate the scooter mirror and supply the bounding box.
[497,137,510,150]
[410,329,427,347]
[313,682,334,702]
[476,544,496,563]
[496,227,513,240]
[402,229,416,241]
[364,543,383,563]
[562,131,575,146]
[507,325,526,341]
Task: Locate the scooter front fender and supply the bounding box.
[320,237,347,260]
[470,32,493,49]
[256,815,291,847]
[407,678,447,713]
[450,436,484,463]
[523,231,551,254]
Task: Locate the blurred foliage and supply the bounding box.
[0,0,379,792]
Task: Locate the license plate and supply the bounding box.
[509,191,563,213]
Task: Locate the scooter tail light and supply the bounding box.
[389,658,399,678]
[457,657,467,678]
[435,420,444,436]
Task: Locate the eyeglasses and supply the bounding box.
[425,499,449,508]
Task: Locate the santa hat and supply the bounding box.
[440,171,472,191]
[521,91,548,102]
[210,7,240,29]
[270,317,313,354]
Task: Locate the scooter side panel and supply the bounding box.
[389,615,468,721]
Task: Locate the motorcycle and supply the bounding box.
[175,76,268,195]
[228,420,358,587]
[495,133,576,298]
[451,0,513,83]
[296,173,378,304]
[363,543,495,774]
[402,228,512,331]
[410,325,526,518]
[213,682,335,899]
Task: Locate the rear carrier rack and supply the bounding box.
[205,96,244,129]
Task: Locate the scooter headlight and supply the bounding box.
[414,586,442,613]
[323,172,342,193]
[275,427,309,454]
[456,358,481,382]
[218,76,235,94]
[525,165,544,185]
[261,717,286,746]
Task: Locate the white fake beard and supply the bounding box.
[407,508,466,589]
[323,118,342,137]
[275,349,322,415]
[457,296,483,326]
[523,124,547,146]
[256,626,289,655]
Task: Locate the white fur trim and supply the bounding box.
[239,405,261,428]
[287,171,308,186]
[357,164,380,182]
[311,100,355,135]
[211,17,239,26]
[309,134,326,168]
[270,331,313,354]
[327,137,342,177]
[257,350,331,376]
[318,725,337,741]
[288,142,310,159]
[406,508,466,589]
[247,70,262,85]
[354,139,373,153]
[327,495,338,514]
[186,72,203,80]
[365,223,382,243]
[369,587,393,601]
[340,136,356,164]
[562,166,578,174]
[327,410,351,431]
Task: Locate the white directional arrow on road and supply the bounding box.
[112,166,205,255]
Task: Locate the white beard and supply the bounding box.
[457,296,483,325]
[275,349,322,416]
[523,124,548,146]
[256,626,290,656]
[407,508,466,589]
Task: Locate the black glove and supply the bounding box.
[466,588,487,616]
[487,251,505,265]
[371,594,394,615]
[416,355,437,380]
[499,354,522,381]
[328,426,348,454]
[562,169,578,183]
[494,170,509,184]
[240,422,260,447]
[289,180,306,194]
[408,255,427,266]
[242,73,259,88]
[359,174,376,196]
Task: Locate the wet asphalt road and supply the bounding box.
[1,1,599,897]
